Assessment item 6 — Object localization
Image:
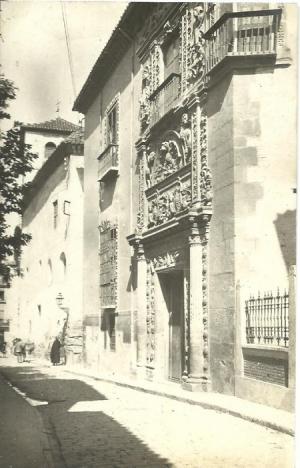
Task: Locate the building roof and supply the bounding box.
[22,129,84,211]
[73,2,158,114]
[64,128,84,145]
[22,117,79,134]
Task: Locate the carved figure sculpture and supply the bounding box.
[188,4,206,83]
[139,65,151,128]
[179,113,192,164]
[200,165,213,206]
[145,149,155,188]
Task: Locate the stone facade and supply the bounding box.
[74,3,296,409]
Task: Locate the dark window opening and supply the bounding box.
[45,142,56,160]
[107,106,117,145]
[163,34,180,80]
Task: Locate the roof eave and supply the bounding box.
[73,2,157,114]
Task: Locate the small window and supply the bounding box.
[44,142,56,160]
[37,304,41,317]
[53,200,58,228]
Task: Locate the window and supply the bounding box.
[104,95,119,149]
[53,200,58,228]
[99,222,118,307]
[37,304,41,317]
[107,105,117,145]
[44,142,56,160]
[163,34,180,79]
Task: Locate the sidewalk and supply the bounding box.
[63,364,295,437]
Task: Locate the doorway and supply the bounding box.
[160,271,184,382]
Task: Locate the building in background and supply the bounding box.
[6,118,84,364]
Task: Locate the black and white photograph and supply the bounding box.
[0,1,297,467]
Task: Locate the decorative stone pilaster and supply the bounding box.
[190,97,211,209]
[183,213,211,391]
[133,237,147,375]
[136,140,147,234]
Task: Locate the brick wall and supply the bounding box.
[243,352,288,387]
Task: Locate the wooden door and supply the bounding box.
[167,273,183,381]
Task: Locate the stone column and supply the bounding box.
[135,240,147,376]
[183,217,207,391]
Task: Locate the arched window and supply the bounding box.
[59,252,66,282]
[44,142,56,160]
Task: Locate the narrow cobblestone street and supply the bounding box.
[0,360,294,468]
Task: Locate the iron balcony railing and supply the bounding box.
[149,73,181,127]
[204,9,282,73]
[98,143,119,181]
[245,290,289,347]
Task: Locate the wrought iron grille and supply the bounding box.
[245,290,289,347]
[99,223,118,308]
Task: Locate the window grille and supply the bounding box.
[245,290,289,347]
[99,221,118,308]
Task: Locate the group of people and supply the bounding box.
[12,338,35,363]
[1,336,65,366]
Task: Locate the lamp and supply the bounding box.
[56,292,64,308]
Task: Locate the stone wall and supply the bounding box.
[207,73,235,394]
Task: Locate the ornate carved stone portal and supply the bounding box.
[130,3,213,388]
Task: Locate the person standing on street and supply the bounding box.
[50,337,61,366]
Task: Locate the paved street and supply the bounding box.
[0,360,294,468]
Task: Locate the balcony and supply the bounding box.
[204,9,282,74]
[98,144,119,181]
[149,73,181,127]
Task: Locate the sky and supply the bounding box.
[0,1,127,129]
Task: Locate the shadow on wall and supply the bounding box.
[99,178,117,211]
[274,209,296,272]
[0,366,172,467]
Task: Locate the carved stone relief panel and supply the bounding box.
[145,113,192,188]
[136,146,146,234]
[146,234,187,272]
[181,3,207,94]
[191,103,212,207]
[147,176,191,229]
[139,45,164,131]
[137,3,175,55]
